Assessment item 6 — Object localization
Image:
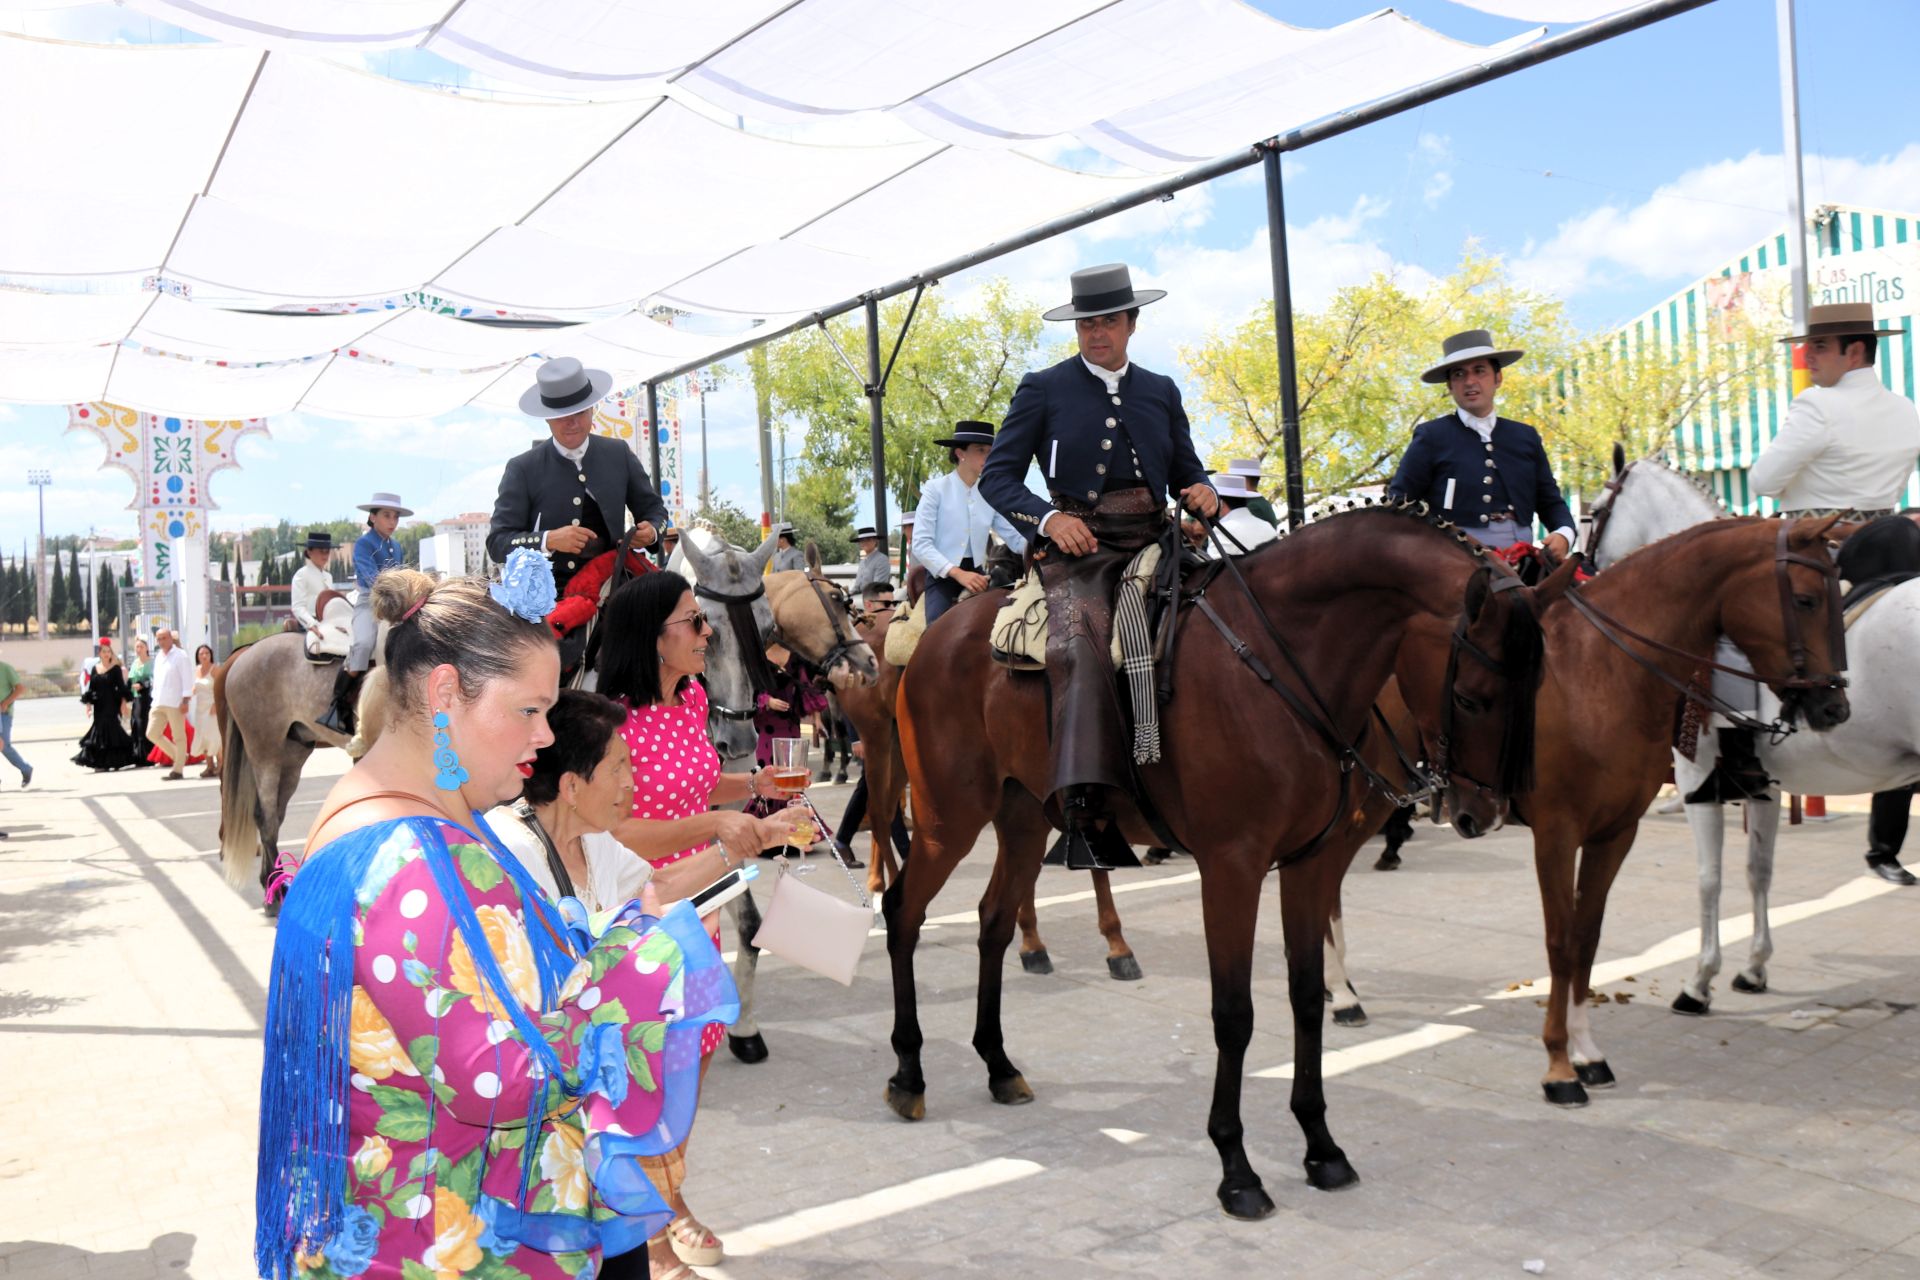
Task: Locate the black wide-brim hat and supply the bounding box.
[1779,301,1906,344]
[303,531,335,551]
[519,355,613,418]
[933,420,998,448]
[1042,262,1166,322]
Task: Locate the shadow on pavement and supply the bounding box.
[0,882,107,967]
[0,1231,197,1275]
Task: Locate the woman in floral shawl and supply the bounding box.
[255,554,735,1280]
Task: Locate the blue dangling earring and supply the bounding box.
[432,710,469,792]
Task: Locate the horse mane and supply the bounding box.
[1296,496,1493,561]
[1640,449,1733,515]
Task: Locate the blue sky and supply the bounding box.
[6,0,1920,552]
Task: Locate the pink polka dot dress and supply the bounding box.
[619,679,729,1056]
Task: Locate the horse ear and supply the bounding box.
[1463,564,1493,622]
[676,530,713,577]
[1611,441,1626,476]
[1531,554,1581,608]
[1792,513,1847,546]
[748,530,779,574]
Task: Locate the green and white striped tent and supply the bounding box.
[1626,203,1919,513]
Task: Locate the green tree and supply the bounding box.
[49,554,67,635]
[97,562,119,635]
[784,465,858,564]
[690,499,763,550]
[65,545,85,630]
[1180,251,1578,505]
[763,278,1045,517]
[3,560,18,636]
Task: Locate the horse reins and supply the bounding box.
[798,575,866,681]
[1562,521,1847,735]
[693,576,777,711]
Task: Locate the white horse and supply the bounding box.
[1585,449,1920,1014]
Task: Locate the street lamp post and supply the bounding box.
[27,470,49,640]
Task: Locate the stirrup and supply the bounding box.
[1682,766,1773,806]
[1044,822,1141,871]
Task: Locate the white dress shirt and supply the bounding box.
[1747,367,1920,511]
[913,470,1028,578]
[290,562,330,630]
[150,645,193,706]
[1206,506,1280,558]
[489,805,652,916]
[1456,408,1577,546]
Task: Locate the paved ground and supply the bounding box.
[3,696,1920,1278]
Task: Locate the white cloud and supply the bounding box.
[1512,145,1920,302]
[1424,170,1454,208]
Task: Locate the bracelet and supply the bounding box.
[747,765,764,799]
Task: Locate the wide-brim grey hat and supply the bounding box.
[854,526,879,541]
[1779,301,1906,344]
[1042,263,1167,322]
[1210,473,1255,497]
[1421,329,1525,384]
[356,492,414,517]
[519,355,613,418]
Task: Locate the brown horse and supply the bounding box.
[833,609,1143,980]
[1509,515,1849,1105]
[887,504,1565,1219]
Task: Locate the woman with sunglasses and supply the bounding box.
[594,570,819,1280]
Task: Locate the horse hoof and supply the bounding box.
[1575,1060,1616,1089]
[1671,991,1711,1017]
[1543,1079,1589,1108]
[1217,1181,1277,1221]
[885,1081,926,1122]
[988,1074,1034,1106]
[1019,948,1053,975]
[1304,1156,1360,1191]
[727,1033,769,1064]
[1374,851,1402,871]
[1107,954,1143,982]
[1731,973,1768,994]
[1331,1005,1369,1028]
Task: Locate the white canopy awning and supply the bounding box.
[0,1,1678,418]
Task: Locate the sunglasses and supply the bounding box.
[666,612,713,633]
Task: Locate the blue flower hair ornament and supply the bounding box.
[491,547,557,623]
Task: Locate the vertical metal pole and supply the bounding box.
[698,377,712,510]
[1777,0,1809,335]
[864,297,891,540]
[752,347,776,535]
[1263,147,1308,530]
[644,380,662,501]
[29,471,49,639]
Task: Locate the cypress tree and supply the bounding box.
[97,562,118,635]
[49,553,67,634]
[66,545,85,629]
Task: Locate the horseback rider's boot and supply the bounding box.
[1683,728,1774,805]
[1044,787,1142,871]
[315,666,363,737]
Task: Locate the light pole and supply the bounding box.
[687,371,716,510]
[27,470,49,640]
[87,524,99,643]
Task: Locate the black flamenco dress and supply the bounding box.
[74,666,141,771]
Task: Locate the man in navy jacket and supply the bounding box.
[1385,329,1575,558]
[980,263,1218,869]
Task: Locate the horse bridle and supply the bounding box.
[797,575,866,681]
[1562,521,1847,734]
[693,576,774,718]
[1431,571,1538,806]
[1582,460,1636,564]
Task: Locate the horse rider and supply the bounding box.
[1225,458,1281,528]
[1206,470,1279,557]
[289,530,334,641]
[1733,302,1920,878]
[1385,328,1576,559]
[915,422,1028,624]
[979,262,1219,870]
[317,495,407,734]
[489,356,667,665]
[851,525,892,592]
[770,523,807,573]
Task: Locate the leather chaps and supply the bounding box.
[1038,487,1166,815]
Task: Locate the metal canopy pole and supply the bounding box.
[640,0,1713,390]
[1262,147,1308,530]
[1776,0,1809,334]
[644,380,662,525]
[864,297,890,541]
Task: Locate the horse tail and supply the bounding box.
[217,660,261,888]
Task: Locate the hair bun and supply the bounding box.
[371,569,437,625]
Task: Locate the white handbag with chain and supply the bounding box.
[749,802,873,985]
